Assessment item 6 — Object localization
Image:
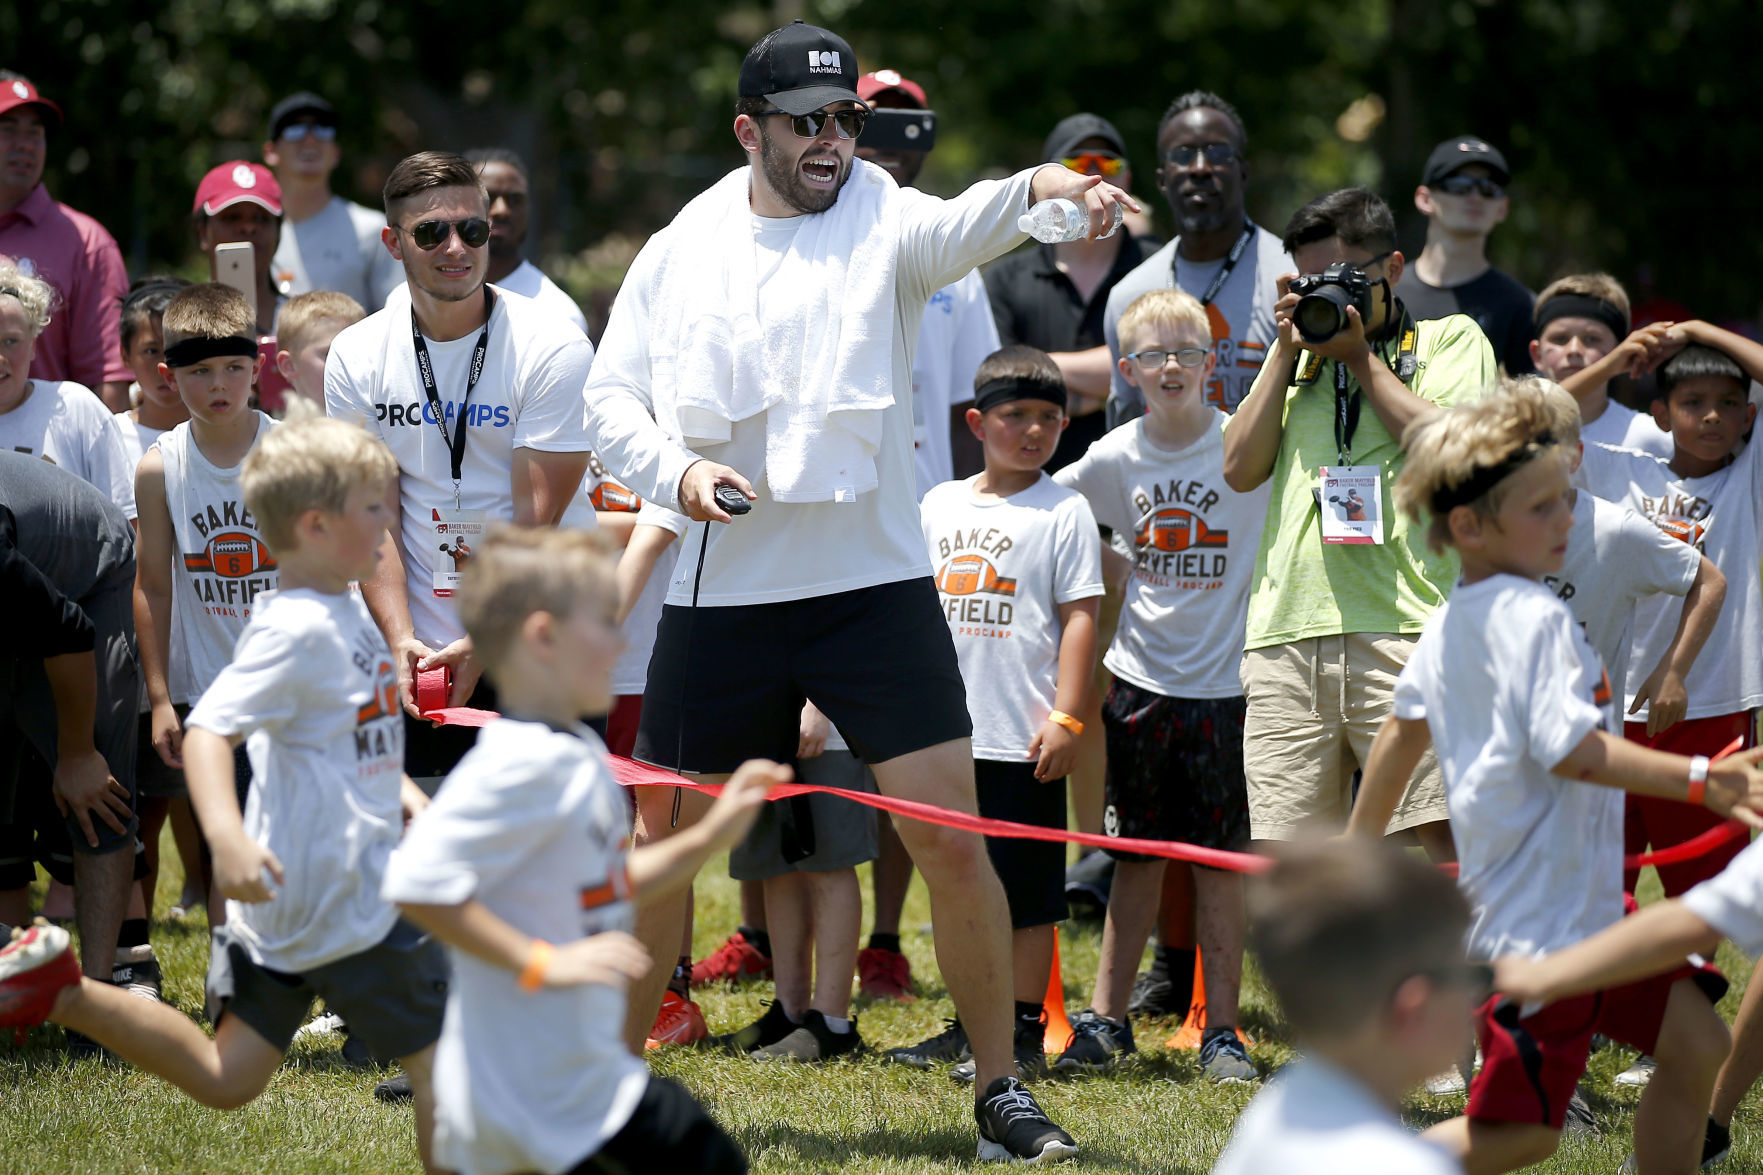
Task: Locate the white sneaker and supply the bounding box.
[1424,1067,1466,1095]
[1614,1054,1657,1088]
[294,1011,346,1041]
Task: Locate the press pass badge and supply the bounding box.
[431,507,486,596]
[1318,465,1384,545]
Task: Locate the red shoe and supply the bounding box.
[644,990,708,1050]
[857,946,916,1003]
[690,931,773,988]
[0,922,82,1028]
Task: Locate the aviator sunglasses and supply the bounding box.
[398,218,492,250]
[758,107,871,140]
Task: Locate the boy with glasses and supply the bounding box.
[1405,136,1536,376]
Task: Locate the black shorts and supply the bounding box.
[635,579,971,773]
[404,677,500,780]
[975,760,1067,930]
[563,1076,745,1175]
[135,710,185,799]
[1101,680,1248,862]
[0,738,140,889]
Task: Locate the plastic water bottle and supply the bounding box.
[1017,198,1122,243]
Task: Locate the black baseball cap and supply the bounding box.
[739,20,865,117]
[1043,113,1128,163]
[1422,135,1510,186]
[267,92,338,141]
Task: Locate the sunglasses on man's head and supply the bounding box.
[280,122,337,143]
[1435,174,1504,199]
[1163,142,1238,168]
[1061,152,1126,178]
[399,218,492,251]
[758,107,871,140]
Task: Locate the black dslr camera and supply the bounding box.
[1287,262,1374,344]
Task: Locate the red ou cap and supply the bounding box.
[857,70,927,108]
[193,161,283,217]
[0,77,62,126]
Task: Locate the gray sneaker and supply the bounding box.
[1053,1009,1135,1073]
[1198,1030,1257,1084]
[951,1015,1048,1084]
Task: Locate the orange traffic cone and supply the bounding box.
[1165,950,1251,1050]
[1043,927,1075,1055]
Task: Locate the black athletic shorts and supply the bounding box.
[974,759,1067,930]
[635,578,972,774]
[1100,679,1249,862]
[561,1075,745,1175]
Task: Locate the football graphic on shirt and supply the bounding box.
[936,554,1017,597]
[589,481,642,512]
[1659,516,1708,548]
[1136,508,1229,553]
[183,531,277,578]
[356,659,399,725]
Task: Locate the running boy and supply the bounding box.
[888,345,1103,1080]
[1213,838,1476,1175]
[1352,380,1763,1175]
[1052,289,1269,1082]
[382,525,785,1175]
[134,285,279,928]
[0,406,447,1171]
[274,290,364,409]
[1529,274,1671,457]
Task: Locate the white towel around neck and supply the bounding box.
[645,159,901,502]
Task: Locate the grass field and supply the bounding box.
[4,844,1762,1174]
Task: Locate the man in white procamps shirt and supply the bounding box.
[586,19,1134,1164]
[467,148,590,336]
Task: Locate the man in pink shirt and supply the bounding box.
[0,73,131,411]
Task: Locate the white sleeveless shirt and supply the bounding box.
[160,413,279,703]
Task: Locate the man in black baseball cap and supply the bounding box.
[1405,134,1535,374]
[588,18,1136,1164]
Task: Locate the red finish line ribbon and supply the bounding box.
[415,666,497,728]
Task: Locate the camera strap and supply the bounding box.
[1333,362,1361,465]
[411,285,495,510]
[1176,222,1256,308]
[1319,303,1420,463]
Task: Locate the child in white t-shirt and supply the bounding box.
[0,406,447,1170]
[1532,273,1672,457]
[887,344,1102,1080]
[380,525,784,1175]
[1351,377,1763,1175]
[1051,289,1269,1083]
[274,290,365,411]
[1213,839,1475,1175]
[113,277,192,465]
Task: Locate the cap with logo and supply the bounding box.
[193,162,284,218]
[739,19,865,117]
[0,76,62,127]
[267,91,338,142]
[856,70,927,109]
[1422,135,1510,187]
[1042,113,1128,164]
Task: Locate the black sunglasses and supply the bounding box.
[759,107,870,140]
[1436,174,1504,199]
[399,218,492,251]
[1163,142,1238,168]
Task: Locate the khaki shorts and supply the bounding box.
[1240,632,1446,840]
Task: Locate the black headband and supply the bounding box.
[0,285,22,302]
[1535,293,1627,342]
[973,377,1067,414]
[163,335,259,368]
[1430,431,1559,516]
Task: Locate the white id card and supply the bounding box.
[431,507,486,596]
[1319,465,1384,545]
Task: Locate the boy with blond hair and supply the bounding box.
[275,290,364,409]
[382,525,784,1174]
[1530,273,1672,457]
[1213,838,1478,1175]
[1052,289,1269,1082]
[0,405,446,1170]
[1348,379,1763,1175]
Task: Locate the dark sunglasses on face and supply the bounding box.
[1163,142,1238,168]
[400,218,492,250]
[1436,174,1504,199]
[759,107,871,140]
[280,122,337,142]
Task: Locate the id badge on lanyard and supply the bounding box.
[412,289,493,597]
[431,506,486,596]
[1316,360,1385,545]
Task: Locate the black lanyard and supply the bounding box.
[1333,361,1362,465]
[411,286,493,507]
[1174,223,1255,307]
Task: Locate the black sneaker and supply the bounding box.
[1053,1009,1135,1073]
[952,1013,1048,1085]
[340,1030,375,1068]
[751,1009,863,1063]
[709,999,798,1055]
[975,1076,1077,1164]
[111,949,163,1003]
[63,1028,105,1061]
[1198,1029,1257,1083]
[1703,1117,1734,1168]
[374,1073,413,1103]
[885,1017,971,1069]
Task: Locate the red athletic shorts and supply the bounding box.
[1623,711,1754,895]
[1468,965,1726,1129]
[606,694,644,759]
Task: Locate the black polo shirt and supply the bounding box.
[984,232,1159,471]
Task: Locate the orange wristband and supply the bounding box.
[1048,710,1084,737]
[518,939,554,992]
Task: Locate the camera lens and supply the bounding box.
[1294,286,1353,344]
